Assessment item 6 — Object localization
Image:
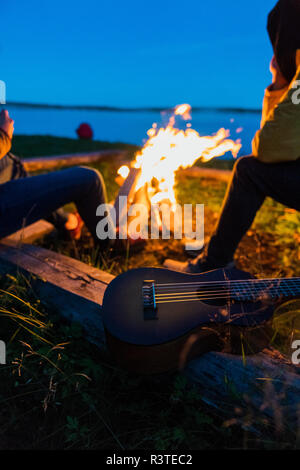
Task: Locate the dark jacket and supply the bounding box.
[268,0,300,82]
[252,50,300,163]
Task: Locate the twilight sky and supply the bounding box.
[1,0,277,109]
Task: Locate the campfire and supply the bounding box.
[114,104,242,246]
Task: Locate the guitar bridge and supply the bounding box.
[142,280,158,320]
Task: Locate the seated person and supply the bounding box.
[0,110,107,242]
[165,0,300,273]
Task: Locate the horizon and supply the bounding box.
[6,100,262,113]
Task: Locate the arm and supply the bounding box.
[252,51,300,163]
[0,110,14,160]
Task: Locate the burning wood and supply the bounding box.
[113,167,149,250]
[114,103,241,242]
[114,167,142,229]
[118,103,241,208]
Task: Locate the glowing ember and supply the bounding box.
[174,103,192,120]
[117,165,130,179]
[118,104,242,206]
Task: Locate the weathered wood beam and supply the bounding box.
[0,241,114,348]
[23,149,128,172]
[186,348,300,433]
[2,220,54,244]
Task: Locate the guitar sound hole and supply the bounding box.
[197,285,228,306]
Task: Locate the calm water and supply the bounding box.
[7,105,261,158]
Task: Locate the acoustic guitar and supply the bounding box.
[102,267,300,374]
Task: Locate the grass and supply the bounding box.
[1,273,297,450]
[38,165,300,279]
[0,135,300,449]
[12,134,139,159]
[0,274,240,450]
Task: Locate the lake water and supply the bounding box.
[6,105,262,158]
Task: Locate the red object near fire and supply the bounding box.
[76,123,93,140]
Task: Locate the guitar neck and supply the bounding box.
[231,278,300,302]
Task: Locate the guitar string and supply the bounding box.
[154,282,300,291]
[154,277,300,287]
[147,284,300,303]
[154,293,299,304]
[154,290,293,298]
[156,297,234,304]
[154,283,300,295]
[152,290,299,301]
[154,285,299,295]
[155,276,300,285]
[154,282,300,292]
[153,292,233,299]
[155,296,298,305]
[155,298,246,304]
[143,279,300,304]
[153,280,300,296]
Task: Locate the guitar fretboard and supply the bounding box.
[230,278,300,301]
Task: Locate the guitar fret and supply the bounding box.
[289,279,300,295]
[231,278,300,301]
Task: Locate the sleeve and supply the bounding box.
[0,128,12,160]
[260,85,288,128]
[252,50,300,163]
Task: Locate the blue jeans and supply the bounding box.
[0,154,107,240]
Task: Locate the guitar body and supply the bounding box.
[102,267,275,374]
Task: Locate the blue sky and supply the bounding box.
[1,0,277,109]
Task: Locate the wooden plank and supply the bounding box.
[2,220,54,244]
[0,240,114,348]
[23,149,128,172]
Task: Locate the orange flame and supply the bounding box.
[118,104,242,206]
[174,103,191,120]
[117,165,130,179]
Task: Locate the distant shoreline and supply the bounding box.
[6,101,261,114]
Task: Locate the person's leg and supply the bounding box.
[165,155,300,272]
[0,166,107,240]
[202,155,300,266]
[0,153,71,231]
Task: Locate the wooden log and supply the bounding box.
[113,167,142,229]
[185,348,300,432]
[178,166,232,183]
[2,220,54,244]
[23,149,128,172]
[117,165,232,185]
[0,240,114,348]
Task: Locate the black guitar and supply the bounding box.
[102,267,300,374]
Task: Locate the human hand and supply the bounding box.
[269,56,289,90]
[0,110,14,140]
